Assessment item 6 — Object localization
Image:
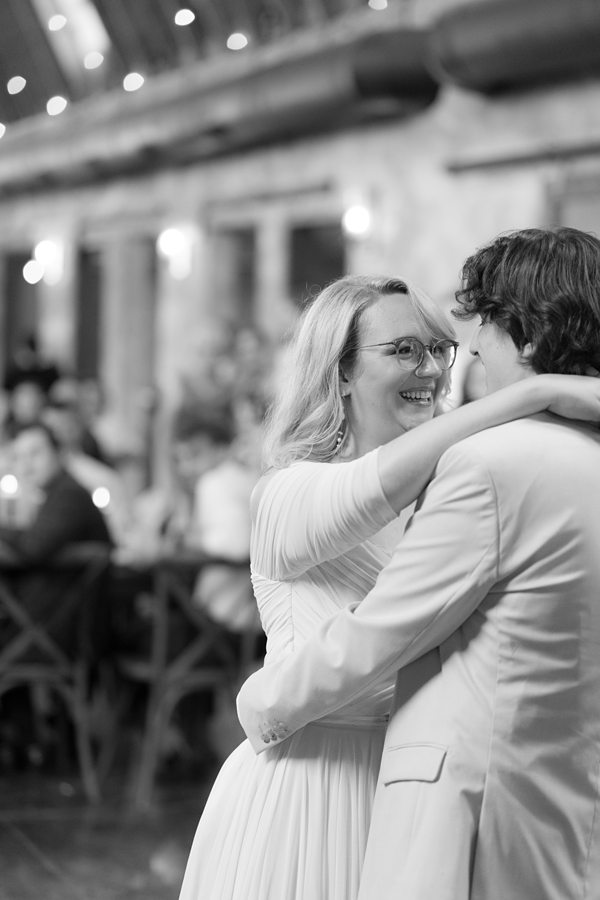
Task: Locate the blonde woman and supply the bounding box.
[179,275,600,900]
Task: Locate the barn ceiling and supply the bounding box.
[0,0,376,127]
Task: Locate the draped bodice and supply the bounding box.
[250,449,403,722]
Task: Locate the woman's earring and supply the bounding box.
[334,417,346,454]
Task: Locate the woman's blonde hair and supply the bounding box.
[262,275,457,469]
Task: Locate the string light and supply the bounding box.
[7,76,26,95]
[368,0,388,8]
[48,14,67,31]
[46,96,68,116]
[123,72,144,92]
[84,51,104,70]
[226,32,248,51]
[175,9,195,26]
[0,124,5,139]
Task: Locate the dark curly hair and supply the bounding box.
[453,227,600,375]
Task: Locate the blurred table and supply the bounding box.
[113,547,250,809]
[0,542,112,801]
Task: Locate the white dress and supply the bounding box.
[178,447,401,900]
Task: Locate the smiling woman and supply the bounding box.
[339,287,457,453]
[261,276,457,469]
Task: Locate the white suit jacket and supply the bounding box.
[237,414,600,900]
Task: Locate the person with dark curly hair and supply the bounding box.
[453,226,600,378]
[237,228,600,900]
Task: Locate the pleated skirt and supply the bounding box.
[178,720,386,900]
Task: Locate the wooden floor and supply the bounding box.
[0,768,213,900]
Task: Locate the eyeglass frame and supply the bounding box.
[357,336,460,371]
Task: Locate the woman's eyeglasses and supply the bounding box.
[357,337,459,371]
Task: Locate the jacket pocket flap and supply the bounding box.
[380,743,447,785]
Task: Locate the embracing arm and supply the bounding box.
[238,444,500,752]
[378,373,600,513]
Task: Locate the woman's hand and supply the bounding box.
[539,373,600,423]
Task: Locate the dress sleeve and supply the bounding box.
[251,447,397,580]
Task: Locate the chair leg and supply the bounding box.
[71,674,101,804]
[132,688,175,811]
[92,665,123,784]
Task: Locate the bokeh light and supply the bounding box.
[47,96,68,116]
[157,226,194,280]
[226,33,249,51]
[92,487,111,509]
[48,14,67,31]
[342,204,372,237]
[84,51,104,70]
[123,72,144,92]
[0,475,18,495]
[7,76,26,95]
[23,260,45,284]
[34,239,64,285]
[175,9,195,26]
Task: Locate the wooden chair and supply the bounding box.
[0,543,112,802]
[116,550,247,810]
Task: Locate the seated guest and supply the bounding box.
[0,420,112,563]
[0,421,113,769]
[0,420,113,656]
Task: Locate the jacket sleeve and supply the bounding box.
[238,443,500,752]
[252,447,397,580]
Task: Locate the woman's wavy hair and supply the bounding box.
[453,227,600,375]
[262,274,457,470]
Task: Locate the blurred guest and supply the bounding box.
[0,420,112,564]
[180,320,237,411]
[116,402,233,562]
[189,409,260,635]
[1,334,61,442]
[3,333,60,396]
[49,377,113,465]
[0,421,112,768]
[42,400,131,546]
[2,378,49,442]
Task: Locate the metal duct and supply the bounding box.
[428,0,600,93]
